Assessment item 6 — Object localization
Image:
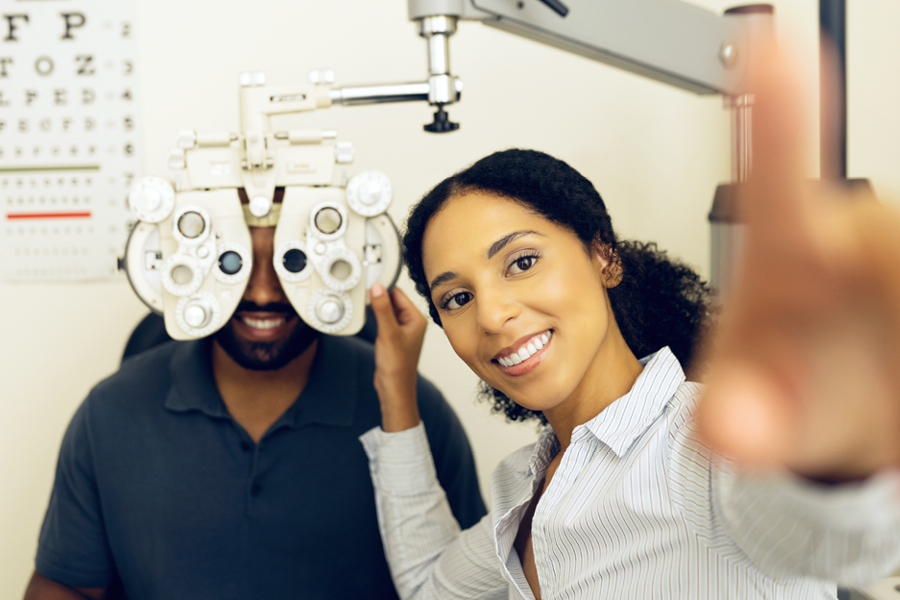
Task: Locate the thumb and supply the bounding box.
[389,287,425,328]
[370,284,400,336]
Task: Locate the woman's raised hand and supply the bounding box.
[370,284,429,432]
[696,42,900,480]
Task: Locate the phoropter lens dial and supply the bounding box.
[172,206,212,246]
[214,241,253,284]
[274,240,313,283]
[162,254,203,297]
[308,202,348,241]
[317,247,362,292]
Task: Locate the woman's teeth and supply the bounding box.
[241,316,285,330]
[498,331,552,367]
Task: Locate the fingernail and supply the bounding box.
[371,283,385,298]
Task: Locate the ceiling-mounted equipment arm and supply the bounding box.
[409,0,756,96]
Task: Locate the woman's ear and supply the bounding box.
[593,241,623,289]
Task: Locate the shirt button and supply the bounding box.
[240,442,252,452]
[250,483,262,497]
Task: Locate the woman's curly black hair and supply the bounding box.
[403,149,712,424]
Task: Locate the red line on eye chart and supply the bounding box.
[6,212,93,220]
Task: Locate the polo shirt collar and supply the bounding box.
[164,338,228,418]
[280,335,358,430]
[581,346,685,457]
[163,335,358,430]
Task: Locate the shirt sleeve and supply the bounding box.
[416,377,487,530]
[714,461,900,586]
[668,383,900,587]
[360,423,508,600]
[35,396,115,588]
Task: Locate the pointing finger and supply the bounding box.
[740,40,814,244]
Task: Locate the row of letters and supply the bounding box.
[0,116,135,133]
[0,143,135,158]
[0,88,134,107]
[2,13,131,42]
[0,55,133,78]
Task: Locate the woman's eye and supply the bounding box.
[508,255,538,274]
[443,291,473,311]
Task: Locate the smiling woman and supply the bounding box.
[360,147,900,600]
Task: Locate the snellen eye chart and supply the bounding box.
[0,0,140,281]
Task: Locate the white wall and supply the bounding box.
[3,0,900,595]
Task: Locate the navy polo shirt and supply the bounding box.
[36,334,485,599]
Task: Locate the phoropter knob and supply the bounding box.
[347,170,392,217]
[307,289,353,334]
[128,177,176,223]
[176,291,222,338]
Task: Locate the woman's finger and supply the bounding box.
[370,284,400,337]
[389,287,427,329]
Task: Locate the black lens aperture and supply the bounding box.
[219,251,243,275]
[283,248,307,274]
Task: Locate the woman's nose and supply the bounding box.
[475,287,520,335]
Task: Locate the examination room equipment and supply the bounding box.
[121,0,769,341]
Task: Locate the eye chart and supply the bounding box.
[0,0,140,281]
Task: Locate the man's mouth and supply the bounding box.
[495,330,552,367]
[240,315,286,330]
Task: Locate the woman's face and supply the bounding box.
[422,191,619,413]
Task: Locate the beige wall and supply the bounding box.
[4,0,900,594]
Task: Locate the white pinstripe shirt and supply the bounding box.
[360,348,900,599]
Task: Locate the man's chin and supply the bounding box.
[213,318,319,371]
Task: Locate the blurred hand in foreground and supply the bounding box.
[696,43,900,480]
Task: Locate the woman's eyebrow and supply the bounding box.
[487,230,543,259]
[429,271,458,293]
[429,230,544,292]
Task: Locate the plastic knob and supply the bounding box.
[184,303,208,328]
[424,108,459,133]
[128,177,176,223]
[347,170,392,216]
[175,291,221,337]
[317,298,344,324]
[239,71,267,87]
[249,195,271,217]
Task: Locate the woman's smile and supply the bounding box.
[493,330,553,375]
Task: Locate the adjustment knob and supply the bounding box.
[184,301,211,328]
[175,291,222,338]
[128,177,176,223]
[317,297,344,324]
[424,108,459,133]
[347,170,392,217]
[249,195,271,217]
[239,71,267,87]
[307,289,353,333]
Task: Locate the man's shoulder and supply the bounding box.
[86,340,184,411]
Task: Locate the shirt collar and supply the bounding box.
[581,346,685,457]
[279,335,358,430]
[164,335,358,430]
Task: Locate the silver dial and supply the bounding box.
[346,170,392,217]
[128,177,176,223]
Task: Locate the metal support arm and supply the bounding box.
[409,0,754,96]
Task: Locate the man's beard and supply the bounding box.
[214,302,320,371]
